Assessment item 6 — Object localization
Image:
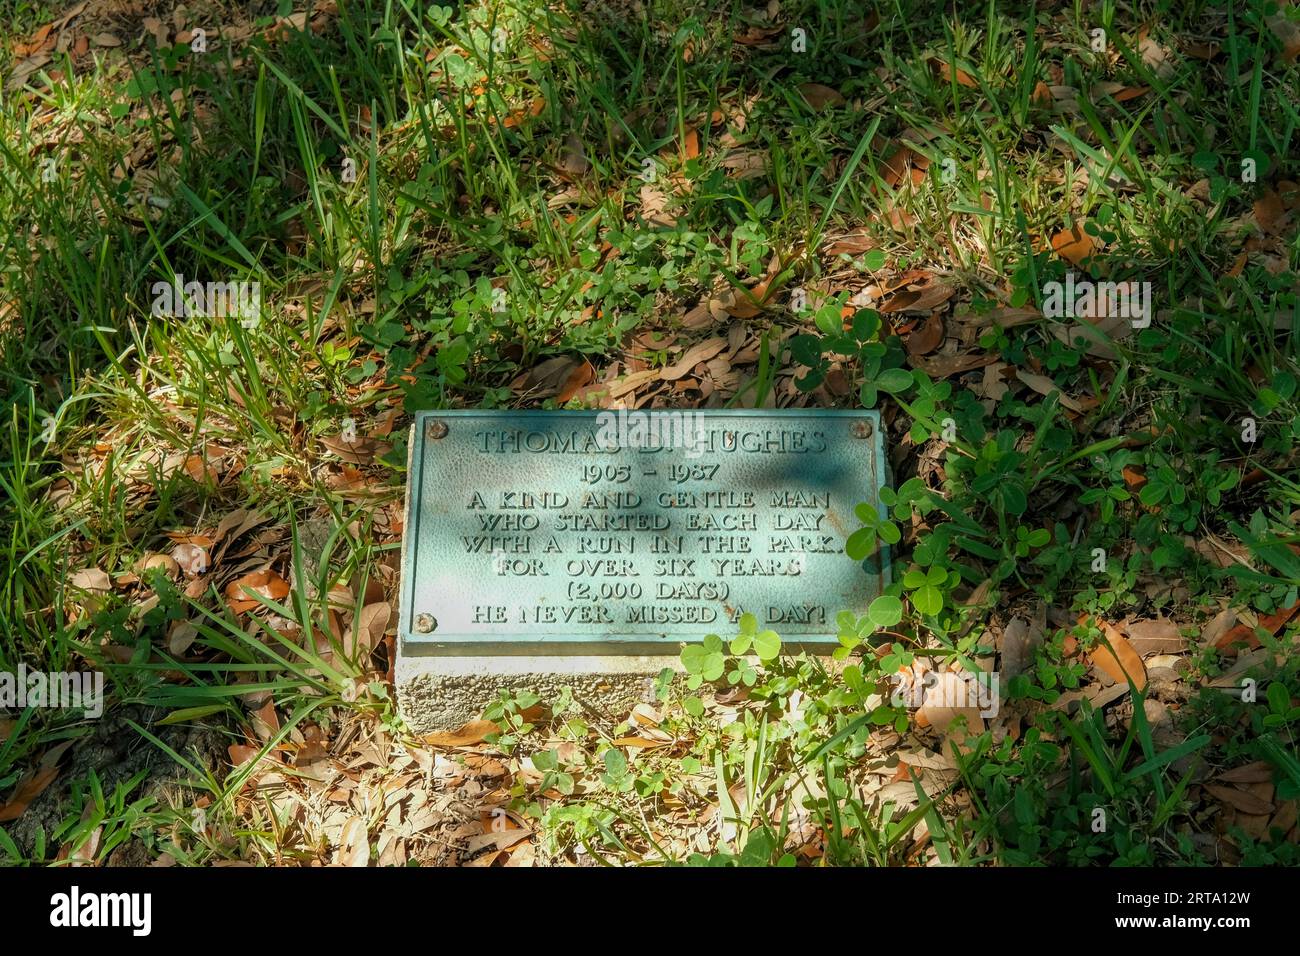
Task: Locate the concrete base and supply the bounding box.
[395,652,684,735]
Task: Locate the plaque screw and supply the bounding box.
[722,431,736,449]
[853,420,873,438]
[415,613,437,633]
[426,419,448,440]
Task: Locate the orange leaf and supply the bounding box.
[501,95,545,128]
[725,277,776,319]
[424,719,498,748]
[611,736,671,750]
[880,145,929,189]
[0,765,59,822]
[1082,616,1147,691]
[224,569,290,613]
[14,22,53,57]
[1213,601,1300,652]
[680,125,700,161]
[1121,466,1147,492]
[928,57,979,88]
[1050,223,1095,266]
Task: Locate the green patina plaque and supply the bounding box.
[399,410,889,653]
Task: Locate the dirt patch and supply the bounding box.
[8,705,225,860]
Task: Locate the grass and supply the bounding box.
[0,0,1298,865]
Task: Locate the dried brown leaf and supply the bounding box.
[1085,617,1147,691]
[1205,784,1275,816]
[424,720,498,748]
[797,83,846,110]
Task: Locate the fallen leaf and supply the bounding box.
[981,306,1042,328]
[1124,616,1183,656]
[69,567,111,594]
[611,736,671,750]
[928,56,979,88]
[465,828,531,854]
[1050,307,1136,360]
[976,361,1010,400]
[1084,617,1147,691]
[798,83,846,110]
[661,337,727,381]
[680,125,700,161]
[1183,40,1220,60]
[639,183,676,226]
[172,542,209,577]
[225,569,290,613]
[904,312,945,355]
[1215,762,1275,785]
[6,53,52,92]
[250,699,280,743]
[880,144,929,189]
[555,358,595,403]
[733,25,783,46]
[824,232,877,257]
[1199,607,1238,649]
[338,816,370,866]
[424,720,498,748]
[349,602,391,655]
[1015,369,1086,412]
[0,765,59,822]
[14,22,53,56]
[319,433,392,464]
[723,276,777,318]
[168,621,200,656]
[911,351,999,379]
[501,95,545,128]
[1050,223,1095,266]
[1267,10,1300,63]
[134,553,180,577]
[1212,601,1300,652]
[1268,799,1297,837]
[1205,784,1275,816]
[1090,81,1149,103]
[882,280,953,314]
[1122,466,1148,492]
[1253,190,1290,236]
[513,355,583,399]
[1000,615,1044,680]
[720,148,767,180]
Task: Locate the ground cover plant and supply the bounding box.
[0,0,1299,866]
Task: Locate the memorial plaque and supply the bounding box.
[399,410,889,653]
